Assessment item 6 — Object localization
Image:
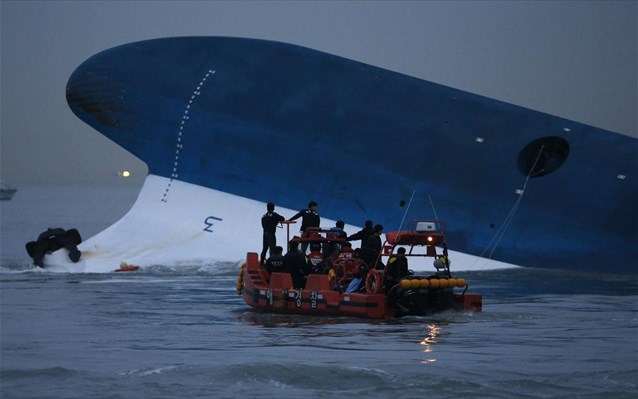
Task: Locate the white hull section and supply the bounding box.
[42,175,518,273]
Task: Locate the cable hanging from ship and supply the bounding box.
[480,145,546,260]
[396,188,416,233]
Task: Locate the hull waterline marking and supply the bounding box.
[161,69,216,203]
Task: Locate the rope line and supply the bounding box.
[397,189,416,232]
[478,144,546,261]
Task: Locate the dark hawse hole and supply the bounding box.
[400,200,406,207]
[518,136,569,177]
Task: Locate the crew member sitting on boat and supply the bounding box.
[308,243,324,273]
[333,242,355,267]
[323,220,347,260]
[264,246,285,274]
[385,247,410,293]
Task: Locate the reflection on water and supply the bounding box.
[420,323,441,364]
[237,310,372,329]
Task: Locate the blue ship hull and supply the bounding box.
[66,37,637,273]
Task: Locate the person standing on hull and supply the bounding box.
[261,202,286,265]
[288,201,320,253]
[347,220,374,249]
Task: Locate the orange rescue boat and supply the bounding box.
[238,219,482,319]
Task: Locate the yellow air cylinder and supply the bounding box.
[419,279,430,288]
[456,278,466,287]
[401,279,412,289]
[410,279,421,289]
[429,279,440,288]
[236,263,245,295]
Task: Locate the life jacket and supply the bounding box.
[336,246,355,261]
[308,249,323,267]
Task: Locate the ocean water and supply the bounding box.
[1,185,637,398]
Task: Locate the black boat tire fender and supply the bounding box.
[365,269,383,294]
[25,227,83,267]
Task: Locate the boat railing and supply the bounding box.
[376,219,451,275]
[289,226,348,244]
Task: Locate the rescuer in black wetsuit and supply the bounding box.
[385,247,409,292]
[261,202,285,264]
[348,224,384,292]
[264,246,285,274]
[360,224,384,269]
[347,220,374,249]
[288,201,320,253]
[283,241,310,289]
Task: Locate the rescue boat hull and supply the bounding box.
[240,252,480,319]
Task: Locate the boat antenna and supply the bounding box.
[428,194,439,220]
[397,189,416,232]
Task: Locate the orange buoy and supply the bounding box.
[114,262,140,272]
[365,269,383,294]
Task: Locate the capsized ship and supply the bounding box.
[60,37,636,273]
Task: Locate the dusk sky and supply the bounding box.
[1,0,636,184]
